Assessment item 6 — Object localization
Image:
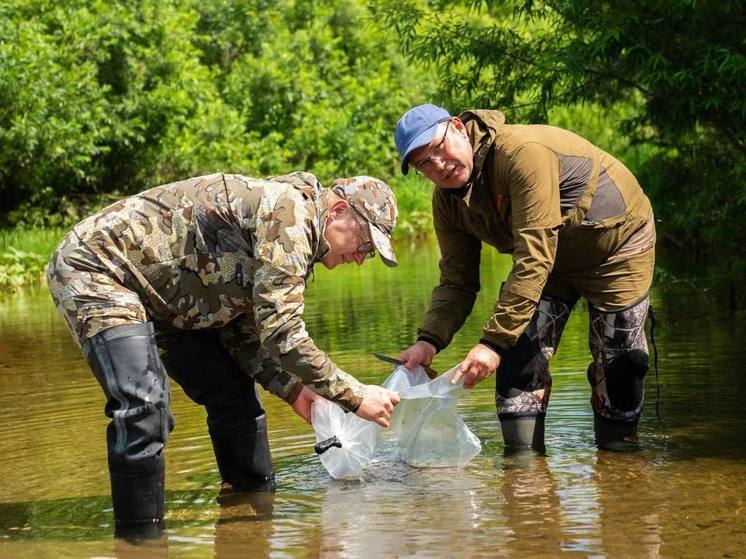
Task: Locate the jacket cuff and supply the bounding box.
[325,370,366,413]
[478,336,508,357]
[416,334,444,353]
[285,381,304,405]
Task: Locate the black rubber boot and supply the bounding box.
[594,417,640,452]
[210,414,275,492]
[82,322,173,540]
[111,457,166,541]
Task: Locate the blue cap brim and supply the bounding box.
[400,125,440,175]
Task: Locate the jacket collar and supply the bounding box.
[439,110,505,206]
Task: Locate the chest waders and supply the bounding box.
[82,322,275,541]
[496,294,650,451]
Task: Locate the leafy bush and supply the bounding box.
[0,247,48,291]
[372,0,746,262]
[0,0,435,224]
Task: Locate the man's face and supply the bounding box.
[321,205,375,269]
[408,118,474,188]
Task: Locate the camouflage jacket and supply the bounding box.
[65,172,366,411]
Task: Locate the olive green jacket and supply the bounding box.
[418,110,654,353]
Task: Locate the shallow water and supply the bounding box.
[1,241,744,558]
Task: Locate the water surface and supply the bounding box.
[1,241,744,558]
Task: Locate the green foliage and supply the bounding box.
[0,1,111,218]
[217,1,430,179]
[4,0,742,280]
[372,0,745,136]
[0,0,435,224]
[640,142,746,256]
[372,0,746,262]
[389,174,435,239]
[548,103,661,173]
[0,247,47,291]
[0,227,65,291]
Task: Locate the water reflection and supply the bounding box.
[213,489,275,559]
[1,241,745,557]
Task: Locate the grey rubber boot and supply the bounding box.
[499,414,546,452]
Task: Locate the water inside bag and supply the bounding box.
[311,365,481,479]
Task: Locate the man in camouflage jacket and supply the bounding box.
[48,171,400,539]
[394,104,655,452]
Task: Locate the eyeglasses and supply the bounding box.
[413,120,451,174]
[331,187,378,259]
[355,218,376,259]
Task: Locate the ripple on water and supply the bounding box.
[2,260,746,557]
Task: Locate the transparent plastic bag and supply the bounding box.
[311,364,481,479]
[311,398,380,480]
[384,365,481,468]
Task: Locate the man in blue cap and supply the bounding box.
[394,104,656,451]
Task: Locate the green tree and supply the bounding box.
[0,0,434,226]
[372,0,746,262]
[214,0,434,179]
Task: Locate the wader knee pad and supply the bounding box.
[209,414,275,492]
[499,334,549,389]
[496,334,551,415]
[498,413,546,451]
[605,349,648,412]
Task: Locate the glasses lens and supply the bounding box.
[360,241,375,258]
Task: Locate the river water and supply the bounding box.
[0,241,744,558]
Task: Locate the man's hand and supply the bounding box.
[290,386,320,423]
[399,340,437,370]
[355,385,401,428]
[452,343,501,389]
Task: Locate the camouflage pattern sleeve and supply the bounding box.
[218,313,303,404]
[248,186,366,412]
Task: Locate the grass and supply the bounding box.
[0,227,67,292]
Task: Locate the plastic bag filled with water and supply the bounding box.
[384,365,481,468]
[311,398,380,480]
[311,365,481,479]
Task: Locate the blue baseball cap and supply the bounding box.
[395,104,452,175]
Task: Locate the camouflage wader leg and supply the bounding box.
[157,328,275,492]
[81,322,174,541]
[496,294,575,450]
[587,296,650,449]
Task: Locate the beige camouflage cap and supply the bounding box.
[330,176,398,267]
